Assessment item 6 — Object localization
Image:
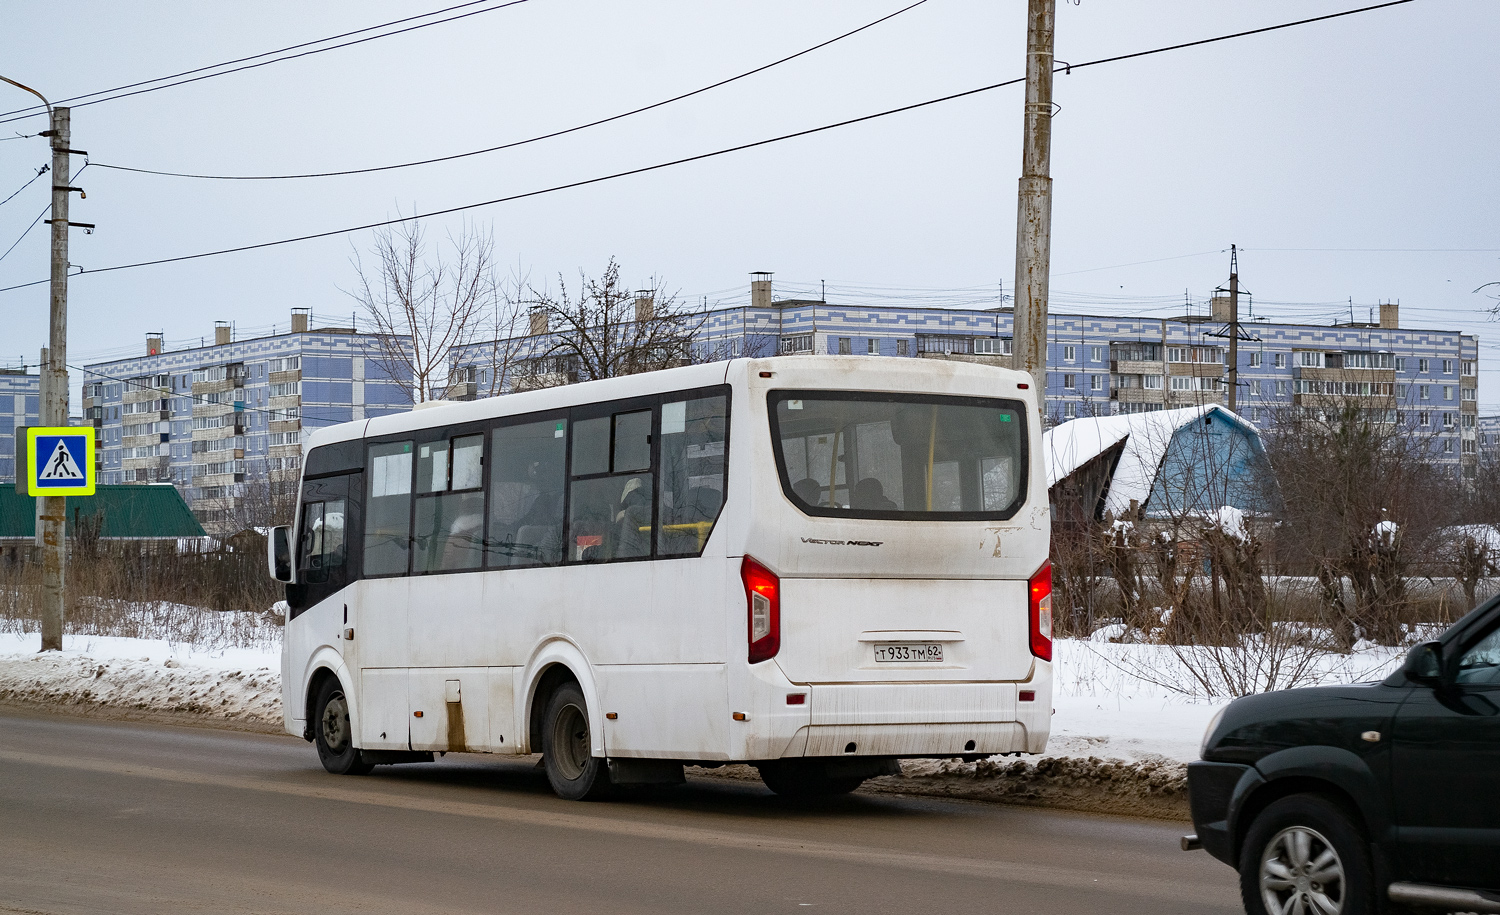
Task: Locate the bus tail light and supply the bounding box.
[1028,561,1052,662]
[742,555,780,664]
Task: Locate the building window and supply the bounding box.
[838,337,852,355]
[1110,343,1161,362]
[1062,374,1076,390]
[974,337,1010,355]
[779,334,813,355]
[1444,413,1456,428]
[1443,385,1454,401]
[1420,385,1430,400]
[1063,402,1076,418]
[1298,351,1323,368]
[1063,345,1076,362]
[867,338,878,354]
[1251,407,1262,422]
[1395,357,1406,372]
[1249,352,1262,368]
[1419,411,1431,426]
[1464,439,1477,455]
[1274,353,1286,369]
[1462,360,1475,376]
[1462,387,1476,402]
[1444,439,1454,454]
[896,340,909,356]
[1090,374,1102,391]
[1090,346,1104,363]
[1168,346,1223,364]
[1419,358,1430,373]
[1443,359,1454,374]
[1144,375,1163,390]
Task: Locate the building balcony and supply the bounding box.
[1166,362,1226,378]
[1111,359,1165,376]
[1110,387,1166,404]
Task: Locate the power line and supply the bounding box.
[0,163,88,268]
[0,163,47,208]
[0,0,1422,295]
[91,0,932,182]
[0,0,534,125]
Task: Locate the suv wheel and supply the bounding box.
[1240,794,1373,915]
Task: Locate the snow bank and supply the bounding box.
[0,632,281,730]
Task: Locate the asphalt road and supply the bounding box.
[0,709,1240,915]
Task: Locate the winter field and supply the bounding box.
[0,603,1416,818]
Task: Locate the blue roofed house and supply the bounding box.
[1044,405,1276,526]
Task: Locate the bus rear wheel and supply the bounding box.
[314,677,373,776]
[542,683,611,800]
[756,760,866,798]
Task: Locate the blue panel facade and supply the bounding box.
[83,325,412,528]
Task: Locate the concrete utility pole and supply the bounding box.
[1011,0,1056,402]
[1227,244,1240,412]
[39,105,72,652]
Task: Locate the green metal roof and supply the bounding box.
[0,484,207,539]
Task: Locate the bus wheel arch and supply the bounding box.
[302,651,357,744]
[523,644,604,759]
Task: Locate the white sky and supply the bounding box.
[1,1,1496,406]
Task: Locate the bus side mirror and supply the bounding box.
[269,525,295,583]
[1403,640,1444,687]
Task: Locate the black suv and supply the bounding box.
[1186,598,1500,915]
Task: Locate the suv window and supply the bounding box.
[1456,625,1500,686]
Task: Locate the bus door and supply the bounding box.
[289,472,362,616]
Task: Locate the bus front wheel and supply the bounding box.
[314,677,373,776]
[541,683,611,800]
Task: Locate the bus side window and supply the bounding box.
[658,395,728,556]
[568,408,653,563]
[414,434,485,573]
[488,419,566,568]
[365,441,414,576]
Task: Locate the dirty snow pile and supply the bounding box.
[0,632,282,729]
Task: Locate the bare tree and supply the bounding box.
[521,258,706,385]
[1262,398,1451,647]
[345,217,500,404]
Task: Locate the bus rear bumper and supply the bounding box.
[778,680,1050,758]
[788,721,1030,758]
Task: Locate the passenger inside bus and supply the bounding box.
[851,477,898,510]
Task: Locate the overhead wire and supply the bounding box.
[0,163,47,209]
[0,0,1424,295]
[0,162,88,268]
[92,0,934,181]
[0,0,534,124]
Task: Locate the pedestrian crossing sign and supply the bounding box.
[25,427,95,497]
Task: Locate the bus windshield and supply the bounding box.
[770,391,1027,520]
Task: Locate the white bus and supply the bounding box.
[270,355,1052,799]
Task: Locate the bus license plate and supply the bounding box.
[874,643,943,663]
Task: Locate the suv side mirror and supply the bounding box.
[268,525,295,583]
[1403,640,1444,686]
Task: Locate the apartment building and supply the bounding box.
[82,310,411,529]
[452,275,1480,477]
[0,368,40,483]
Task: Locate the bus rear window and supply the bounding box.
[770,392,1026,520]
